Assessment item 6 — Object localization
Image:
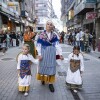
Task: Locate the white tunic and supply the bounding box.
[66,53,84,85]
[17,54,38,86]
[75,33,80,41]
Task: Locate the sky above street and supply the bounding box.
[52,0,61,19]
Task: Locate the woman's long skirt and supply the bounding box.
[37,46,56,83]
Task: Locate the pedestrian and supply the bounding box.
[75,30,80,46]
[0,30,7,55]
[66,46,84,93]
[84,29,91,53]
[17,44,38,96]
[79,29,85,52]
[60,31,65,43]
[6,32,11,48]
[23,26,36,58]
[92,31,96,51]
[36,20,63,92]
[11,32,17,47]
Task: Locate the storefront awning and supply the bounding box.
[0,11,9,18]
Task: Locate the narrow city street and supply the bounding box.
[0,44,100,100]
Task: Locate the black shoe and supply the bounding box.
[41,81,45,85]
[49,84,55,92]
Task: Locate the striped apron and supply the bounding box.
[38,46,56,75]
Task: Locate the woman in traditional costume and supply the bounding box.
[36,20,63,92]
[23,26,36,58]
[17,44,38,96]
[66,46,84,93]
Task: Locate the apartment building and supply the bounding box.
[35,0,55,32]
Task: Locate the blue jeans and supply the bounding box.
[76,41,80,46]
[80,41,84,52]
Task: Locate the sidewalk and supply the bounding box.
[0,46,74,100]
[89,48,100,58]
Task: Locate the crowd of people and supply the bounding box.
[60,29,96,53]
[0,29,23,55]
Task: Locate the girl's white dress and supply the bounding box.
[66,53,84,85]
[17,53,38,91]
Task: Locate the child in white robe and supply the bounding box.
[17,44,38,96]
[66,46,84,93]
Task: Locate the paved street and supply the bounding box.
[0,44,100,100]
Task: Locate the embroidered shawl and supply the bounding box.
[37,31,59,46]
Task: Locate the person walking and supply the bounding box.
[79,29,85,52]
[36,20,63,92]
[66,46,84,93]
[17,44,38,96]
[23,26,36,58]
[92,31,96,51]
[0,30,7,55]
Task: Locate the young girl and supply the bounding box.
[66,46,84,93]
[17,44,38,96]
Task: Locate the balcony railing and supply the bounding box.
[74,0,96,15]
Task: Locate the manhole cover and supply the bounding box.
[1,58,14,61]
[84,58,90,61]
[58,71,67,76]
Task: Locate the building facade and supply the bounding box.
[0,0,36,32]
[35,0,56,32]
[61,0,68,32]
[96,0,100,42]
[61,0,100,42]
[0,0,20,32]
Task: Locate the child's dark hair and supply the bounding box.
[73,46,80,51]
[72,46,80,57]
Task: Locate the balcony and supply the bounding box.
[74,0,96,15]
[66,0,75,10]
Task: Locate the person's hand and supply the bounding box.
[38,56,42,61]
[18,74,20,77]
[60,55,64,60]
[31,39,34,43]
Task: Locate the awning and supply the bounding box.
[0,10,9,18]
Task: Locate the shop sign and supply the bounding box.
[86,12,97,19]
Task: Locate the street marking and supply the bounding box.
[0,58,16,62]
